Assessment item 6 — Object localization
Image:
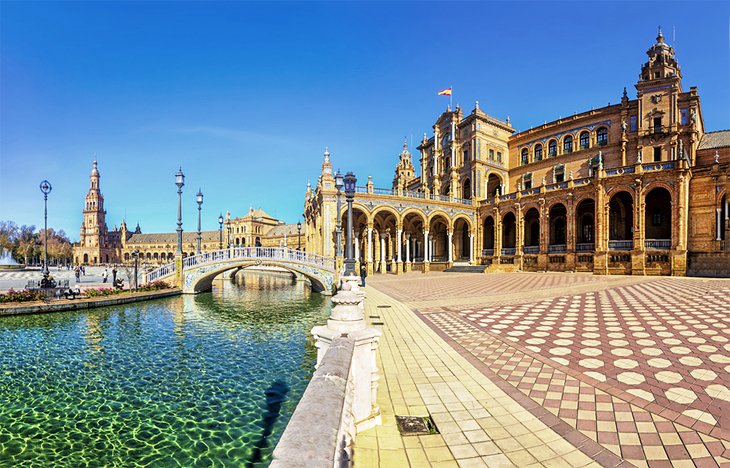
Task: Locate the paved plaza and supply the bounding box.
[0,266,123,292]
[361,272,730,467]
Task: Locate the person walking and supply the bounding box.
[112,266,117,285]
[74,266,81,283]
[360,263,368,287]
[102,268,108,283]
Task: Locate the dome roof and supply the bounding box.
[90,160,100,177]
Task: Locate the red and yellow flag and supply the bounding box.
[437,87,452,96]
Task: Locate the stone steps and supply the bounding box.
[443,265,488,273]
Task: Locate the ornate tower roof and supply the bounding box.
[640,27,681,83]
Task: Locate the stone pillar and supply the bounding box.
[396,229,403,274]
[311,280,382,433]
[469,233,474,264]
[174,252,184,289]
[367,226,374,276]
[718,208,723,241]
[404,234,411,272]
[379,237,386,273]
[354,238,360,263]
[447,230,453,265]
[423,230,430,272]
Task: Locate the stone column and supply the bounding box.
[367,226,374,276]
[718,208,723,241]
[423,230,430,272]
[405,234,411,272]
[469,233,474,264]
[379,237,386,273]
[447,230,453,264]
[396,228,403,274]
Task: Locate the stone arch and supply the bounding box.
[502,212,517,250]
[549,203,567,245]
[486,173,503,197]
[644,187,672,243]
[483,216,495,252]
[524,208,540,248]
[428,213,449,261]
[576,198,595,246]
[426,210,451,225]
[609,191,634,242]
[453,217,471,260]
[187,261,331,295]
[450,213,474,231]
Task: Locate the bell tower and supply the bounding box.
[80,161,108,249]
[635,28,683,162]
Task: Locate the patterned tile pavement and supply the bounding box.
[368,272,730,466]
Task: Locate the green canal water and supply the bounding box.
[0,271,331,466]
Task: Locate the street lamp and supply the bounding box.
[132,249,139,290]
[343,172,357,275]
[196,189,204,254]
[226,211,231,249]
[335,169,344,258]
[297,220,302,250]
[218,213,224,250]
[39,180,52,281]
[175,168,185,254]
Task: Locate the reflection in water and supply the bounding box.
[0,270,329,466]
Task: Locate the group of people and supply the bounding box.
[72,265,122,288]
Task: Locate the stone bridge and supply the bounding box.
[145,247,337,294]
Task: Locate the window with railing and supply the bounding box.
[597,127,608,146]
[523,173,532,190]
[563,135,573,154]
[548,140,557,157]
[553,164,565,183]
[579,131,590,150]
[653,116,662,134]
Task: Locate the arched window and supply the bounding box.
[534,144,543,161]
[521,148,529,165]
[548,140,557,157]
[563,135,573,154]
[597,127,608,146]
[579,131,590,150]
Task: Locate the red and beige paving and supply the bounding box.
[360,272,729,467]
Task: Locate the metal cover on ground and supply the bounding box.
[395,415,439,435]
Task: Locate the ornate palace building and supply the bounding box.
[73,162,304,265]
[304,31,730,277]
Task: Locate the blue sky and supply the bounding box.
[1,1,728,240]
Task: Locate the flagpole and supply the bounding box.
[450,85,453,110]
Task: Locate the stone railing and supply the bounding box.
[645,239,671,250]
[353,186,471,206]
[271,336,355,467]
[272,278,381,467]
[609,240,634,251]
[523,245,540,254]
[146,262,175,282]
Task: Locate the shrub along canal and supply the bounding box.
[0,270,331,465]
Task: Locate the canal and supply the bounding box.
[0,270,331,466]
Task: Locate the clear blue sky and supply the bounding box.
[1,1,728,241]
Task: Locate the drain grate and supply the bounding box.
[395,415,439,435]
[371,321,384,325]
[369,315,380,319]
[377,305,391,309]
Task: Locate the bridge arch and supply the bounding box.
[186,259,331,294]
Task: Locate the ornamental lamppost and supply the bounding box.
[226,211,231,249]
[132,249,139,290]
[196,189,204,254]
[39,180,52,279]
[335,170,344,258]
[175,168,185,254]
[218,213,224,250]
[297,221,302,250]
[343,172,357,275]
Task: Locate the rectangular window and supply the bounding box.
[489,149,495,161]
[652,212,662,225]
[463,150,469,162]
[653,147,662,162]
[680,108,689,125]
[653,117,662,134]
[523,173,532,190]
[554,165,565,183]
[497,151,502,163]
[630,116,637,132]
